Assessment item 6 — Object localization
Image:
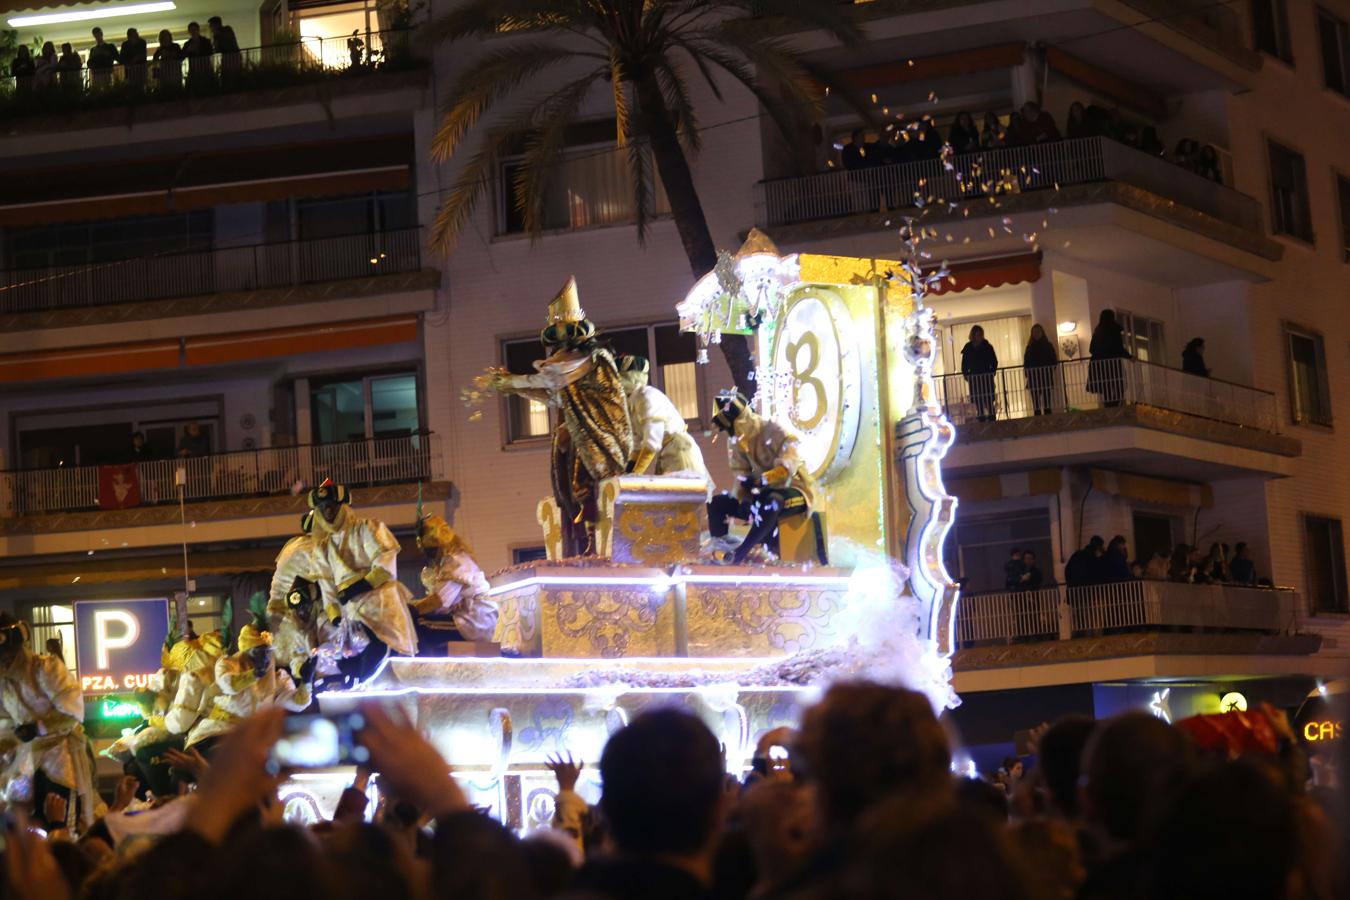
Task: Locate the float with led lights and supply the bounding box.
[288,236,962,829]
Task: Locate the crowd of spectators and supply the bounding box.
[837,99,1225,185]
[1,683,1342,900]
[1064,534,1269,589]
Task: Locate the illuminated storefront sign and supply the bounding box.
[75,599,170,694]
[1303,720,1343,742]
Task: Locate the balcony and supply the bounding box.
[0,433,439,518]
[935,357,1300,477]
[0,30,420,121]
[952,580,1322,687]
[754,137,1280,266]
[0,228,423,317]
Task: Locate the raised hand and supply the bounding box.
[357,703,467,820]
[546,752,583,792]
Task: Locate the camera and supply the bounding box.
[266,712,369,775]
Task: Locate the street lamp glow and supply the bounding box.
[7,2,176,28]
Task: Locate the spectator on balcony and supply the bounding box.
[1087,309,1130,408]
[121,28,148,86]
[34,42,58,89]
[1144,549,1170,580]
[1066,101,1089,139]
[153,30,183,89]
[947,111,980,155]
[913,118,942,161]
[86,27,120,87]
[1065,536,1105,587]
[1139,126,1165,157]
[961,325,999,422]
[1205,542,1231,583]
[10,45,35,95]
[1181,338,1210,378]
[182,22,213,86]
[1102,536,1133,583]
[1004,547,1025,590]
[1230,543,1256,585]
[1008,100,1061,146]
[979,111,1005,149]
[177,422,210,458]
[57,43,82,91]
[1196,145,1222,183]
[209,17,240,81]
[1173,139,1199,170]
[126,431,151,464]
[1019,551,1044,591]
[841,128,872,171]
[1023,323,1058,415]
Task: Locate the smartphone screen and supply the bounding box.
[267,712,369,774]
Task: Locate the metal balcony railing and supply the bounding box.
[0,433,439,517]
[935,357,1279,433]
[754,136,1263,232]
[0,29,417,110]
[0,228,422,315]
[956,580,1303,646]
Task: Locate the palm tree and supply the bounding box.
[428,0,864,394]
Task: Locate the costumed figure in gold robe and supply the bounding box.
[267,513,345,692]
[482,278,632,555]
[0,614,102,831]
[184,625,308,751]
[617,354,712,497]
[706,392,817,565]
[307,480,418,682]
[412,514,498,651]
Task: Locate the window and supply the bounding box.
[185,595,226,638]
[1286,327,1332,426]
[28,604,75,673]
[948,509,1053,594]
[935,315,1030,377]
[1319,8,1350,95]
[512,546,549,565]
[1116,310,1167,364]
[1338,173,1350,262]
[4,211,213,270]
[1251,0,1293,61]
[501,337,554,444]
[497,122,671,234]
[1267,141,1313,242]
[1304,515,1348,613]
[295,190,416,240]
[311,371,420,443]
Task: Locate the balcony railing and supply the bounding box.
[0,433,439,517]
[754,136,1263,232]
[935,357,1279,433]
[0,228,422,315]
[956,580,1302,646]
[0,29,418,114]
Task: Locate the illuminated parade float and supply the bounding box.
[291,236,964,827]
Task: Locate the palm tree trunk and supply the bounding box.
[635,75,756,398]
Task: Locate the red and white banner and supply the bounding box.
[97,464,141,510]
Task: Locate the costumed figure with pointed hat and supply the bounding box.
[617,354,712,498]
[305,480,418,682]
[267,512,345,693]
[411,514,498,652]
[479,278,633,555]
[706,392,816,565]
[184,625,308,752]
[0,614,103,831]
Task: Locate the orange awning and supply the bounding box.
[840,43,1027,91]
[0,340,179,383]
[184,316,419,366]
[928,252,1042,296]
[1044,47,1167,119]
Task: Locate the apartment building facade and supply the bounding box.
[1,0,1348,757]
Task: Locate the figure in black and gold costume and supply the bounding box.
[412,514,498,652]
[0,614,102,831]
[484,278,632,554]
[707,392,816,565]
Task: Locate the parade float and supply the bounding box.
[267,233,964,829]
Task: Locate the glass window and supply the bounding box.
[1319,8,1350,95]
[654,324,701,421]
[949,510,1053,594]
[1286,328,1332,426]
[1338,173,1350,263]
[1268,141,1313,242]
[295,190,413,240]
[311,371,420,443]
[498,143,671,234]
[185,595,226,638]
[512,546,549,564]
[1251,0,1293,61]
[5,211,213,270]
[1116,310,1166,364]
[1304,515,1348,613]
[503,338,553,443]
[28,604,75,673]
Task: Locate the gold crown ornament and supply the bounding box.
[546,276,585,324]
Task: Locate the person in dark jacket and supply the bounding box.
[1065,536,1105,587]
[1181,337,1210,377]
[961,325,1000,422]
[121,27,147,85]
[9,45,35,95]
[182,21,212,86]
[1087,309,1130,407]
[1023,323,1059,415]
[1019,550,1044,591]
[1102,535,1134,583]
[947,111,980,154]
[86,26,119,87]
[1004,547,1025,590]
[1066,101,1089,139]
[1230,542,1256,585]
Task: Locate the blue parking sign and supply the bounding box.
[74,599,170,694]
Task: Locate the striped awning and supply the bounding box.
[1090,469,1213,508]
[948,468,1063,504]
[928,253,1042,296]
